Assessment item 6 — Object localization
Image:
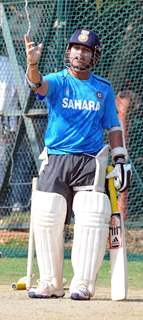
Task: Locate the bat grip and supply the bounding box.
[107,165,118,213]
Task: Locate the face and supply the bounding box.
[68,44,93,71]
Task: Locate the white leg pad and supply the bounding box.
[31,190,67,289]
[70,191,111,296]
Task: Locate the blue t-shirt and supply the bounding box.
[37,69,120,154]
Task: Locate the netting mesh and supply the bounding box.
[0,0,143,260]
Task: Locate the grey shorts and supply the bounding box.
[38,154,97,223]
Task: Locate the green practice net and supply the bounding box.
[0,0,143,263]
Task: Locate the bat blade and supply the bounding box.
[109,211,128,300]
[107,166,128,301]
[26,177,38,290]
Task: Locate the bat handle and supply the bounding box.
[107,165,118,213]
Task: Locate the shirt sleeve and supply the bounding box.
[102,84,120,129]
[36,73,60,101]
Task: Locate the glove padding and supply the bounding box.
[106,163,132,192]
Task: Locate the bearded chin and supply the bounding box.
[70,56,91,71]
[63,51,92,71]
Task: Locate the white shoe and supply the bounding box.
[70,286,91,300]
[28,281,65,299]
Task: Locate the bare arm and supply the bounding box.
[108,127,127,161]
[24,34,48,96]
[109,128,123,149]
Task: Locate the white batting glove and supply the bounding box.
[106,157,132,192]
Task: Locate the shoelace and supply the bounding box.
[37,280,53,290]
[78,287,89,296]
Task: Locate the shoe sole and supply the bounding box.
[28,292,65,299]
[70,293,90,301]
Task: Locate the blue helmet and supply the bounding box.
[66,29,101,67]
[68,29,101,52]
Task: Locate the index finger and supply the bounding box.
[24,34,35,50]
[24,34,32,45]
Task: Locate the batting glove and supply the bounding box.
[106,157,132,192]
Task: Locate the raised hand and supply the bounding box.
[24,34,43,65]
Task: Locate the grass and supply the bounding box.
[0,257,143,289]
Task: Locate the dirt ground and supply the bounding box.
[0,285,143,320]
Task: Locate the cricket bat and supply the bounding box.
[107,165,128,301]
[26,177,38,290]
